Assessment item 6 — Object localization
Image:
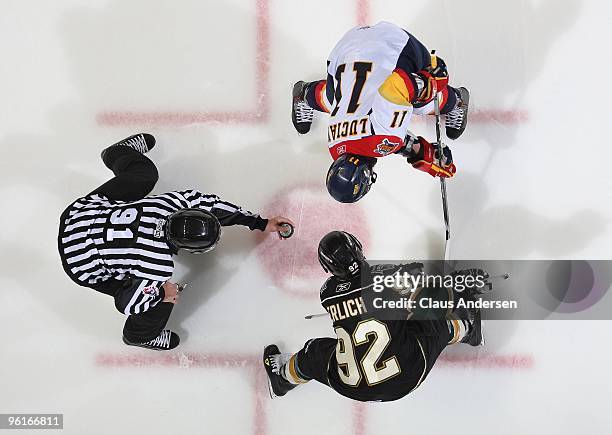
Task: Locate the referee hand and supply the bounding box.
[162,281,180,304]
[265,216,295,239]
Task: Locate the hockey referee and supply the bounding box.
[58,133,293,350]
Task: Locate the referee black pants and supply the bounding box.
[90,145,174,343]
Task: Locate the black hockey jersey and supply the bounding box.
[320,263,446,402]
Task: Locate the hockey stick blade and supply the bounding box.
[305,313,328,320]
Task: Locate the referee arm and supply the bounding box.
[184,191,294,234]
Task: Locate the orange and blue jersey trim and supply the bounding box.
[378,68,418,106]
[315,81,330,113]
[305,79,331,113]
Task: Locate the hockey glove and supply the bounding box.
[406,136,456,178]
[414,57,449,103]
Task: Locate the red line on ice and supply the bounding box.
[95,352,534,370]
[95,353,266,435]
[254,369,268,435]
[97,108,528,127]
[95,352,258,368]
[96,108,528,127]
[437,353,535,369]
[408,109,529,125]
[255,0,270,122]
[96,0,270,127]
[353,402,367,435]
[96,111,264,127]
[356,0,370,26]
[94,351,533,435]
[95,0,528,128]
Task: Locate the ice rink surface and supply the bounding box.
[1,0,612,433]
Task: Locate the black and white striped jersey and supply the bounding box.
[58,190,267,314]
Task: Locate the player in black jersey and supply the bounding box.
[263,231,488,402]
[58,133,293,351]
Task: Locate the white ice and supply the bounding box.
[1,0,611,434]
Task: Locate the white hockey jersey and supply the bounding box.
[319,22,432,160]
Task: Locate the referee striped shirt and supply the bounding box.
[58,190,267,314]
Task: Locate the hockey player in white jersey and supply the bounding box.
[291,22,470,203]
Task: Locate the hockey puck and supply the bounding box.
[492,273,510,280]
[278,223,294,239]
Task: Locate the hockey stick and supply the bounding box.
[304,313,328,320]
[430,51,451,262]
